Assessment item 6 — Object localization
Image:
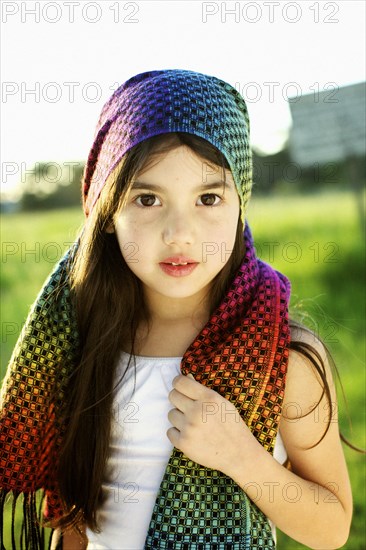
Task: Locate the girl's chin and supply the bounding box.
[141,281,212,303]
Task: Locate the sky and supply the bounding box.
[1,0,365,199]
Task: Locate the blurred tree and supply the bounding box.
[20,161,84,211]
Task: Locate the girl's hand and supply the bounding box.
[167,373,258,473]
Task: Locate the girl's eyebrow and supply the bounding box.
[131,181,233,192]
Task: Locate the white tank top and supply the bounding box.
[86,352,287,549]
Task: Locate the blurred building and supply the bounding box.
[288,81,366,167]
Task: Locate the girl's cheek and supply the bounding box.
[116,212,142,234]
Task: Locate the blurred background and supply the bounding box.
[1,1,365,548]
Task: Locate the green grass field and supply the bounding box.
[1,189,365,549]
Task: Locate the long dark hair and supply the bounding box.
[54,132,344,534]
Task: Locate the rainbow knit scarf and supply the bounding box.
[0,225,290,549]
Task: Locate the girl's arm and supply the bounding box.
[168,331,353,550]
[225,331,353,549]
[51,525,88,550]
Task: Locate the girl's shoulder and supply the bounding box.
[288,322,331,383]
[283,322,337,441]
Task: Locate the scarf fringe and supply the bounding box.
[0,488,59,550]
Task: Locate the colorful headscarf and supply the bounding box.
[0,69,291,549]
[82,69,252,222]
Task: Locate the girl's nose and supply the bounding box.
[162,209,195,246]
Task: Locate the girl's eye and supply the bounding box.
[197,193,221,206]
[135,194,161,207]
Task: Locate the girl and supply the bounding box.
[0,69,353,550]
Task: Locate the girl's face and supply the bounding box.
[112,145,240,310]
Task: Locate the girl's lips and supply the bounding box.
[159,262,198,277]
[161,256,197,264]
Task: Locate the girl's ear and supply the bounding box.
[105,223,115,234]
